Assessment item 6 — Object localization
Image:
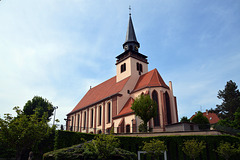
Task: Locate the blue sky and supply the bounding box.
[0,0,240,125]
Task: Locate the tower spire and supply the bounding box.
[123,8,140,52]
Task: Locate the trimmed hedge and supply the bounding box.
[54,130,95,150]
[54,131,240,160]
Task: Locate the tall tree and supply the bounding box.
[131,94,157,132]
[216,80,240,121]
[23,96,54,120]
[0,107,55,160]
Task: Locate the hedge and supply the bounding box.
[54,131,240,160]
[54,130,95,150]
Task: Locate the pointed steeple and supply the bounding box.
[125,15,138,43]
[123,14,140,52]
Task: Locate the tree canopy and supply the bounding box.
[0,106,55,160]
[191,111,210,130]
[131,94,157,132]
[180,116,190,123]
[215,80,240,121]
[23,96,54,120]
[213,80,240,130]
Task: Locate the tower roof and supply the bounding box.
[124,15,138,44]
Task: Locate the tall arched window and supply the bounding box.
[83,111,86,130]
[77,114,80,132]
[98,106,102,125]
[126,124,130,133]
[139,64,142,72]
[107,103,111,123]
[165,92,172,124]
[152,90,160,126]
[90,109,94,128]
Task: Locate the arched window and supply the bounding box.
[83,111,86,130]
[136,62,143,72]
[71,116,74,131]
[90,109,94,128]
[140,64,143,72]
[152,90,160,127]
[107,103,111,123]
[98,106,102,125]
[121,63,126,73]
[165,92,172,124]
[97,130,102,134]
[77,114,80,132]
[126,124,130,133]
[136,62,139,71]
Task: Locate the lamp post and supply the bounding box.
[53,106,58,125]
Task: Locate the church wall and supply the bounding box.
[117,74,140,114]
[129,57,148,76]
[113,114,135,133]
[116,58,131,82]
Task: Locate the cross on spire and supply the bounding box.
[129,5,131,16]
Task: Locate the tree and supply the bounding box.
[131,94,157,132]
[0,107,55,160]
[83,134,120,160]
[142,139,167,160]
[23,96,54,120]
[215,141,239,160]
[191,111,210,130]
[216,80,240,121]
[180,116,190,123]
[182,139,206,160]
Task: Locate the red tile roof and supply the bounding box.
[114,97,134,118]
[68,76,130,115]
[190,112,220,124]
[133,68,169,92]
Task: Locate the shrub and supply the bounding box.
[142,139,167,160]
[215,141,239,160]
[182,139,206,160]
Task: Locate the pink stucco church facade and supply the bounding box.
[66,14,178,134]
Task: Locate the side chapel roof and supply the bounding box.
[132,68,169,93]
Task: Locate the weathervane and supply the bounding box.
[129,5,131,16]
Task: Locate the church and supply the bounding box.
[66,14,178,134]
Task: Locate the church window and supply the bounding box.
[126,124,130,133]
[139,64,142,72]
[77,114,80,132]
[121,63,126,73]
[136,62,143,72]
[71,116,74,131]
[90,109,94,128]
[165,92,172,124]
[98,106,102,125]
[152,90,160,127]
[83,111,86,130]
[107,103,111,123]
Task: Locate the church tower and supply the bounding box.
[116,14,148,82]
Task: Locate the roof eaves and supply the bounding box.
[112,112,134,119]
[67,93,122,116]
